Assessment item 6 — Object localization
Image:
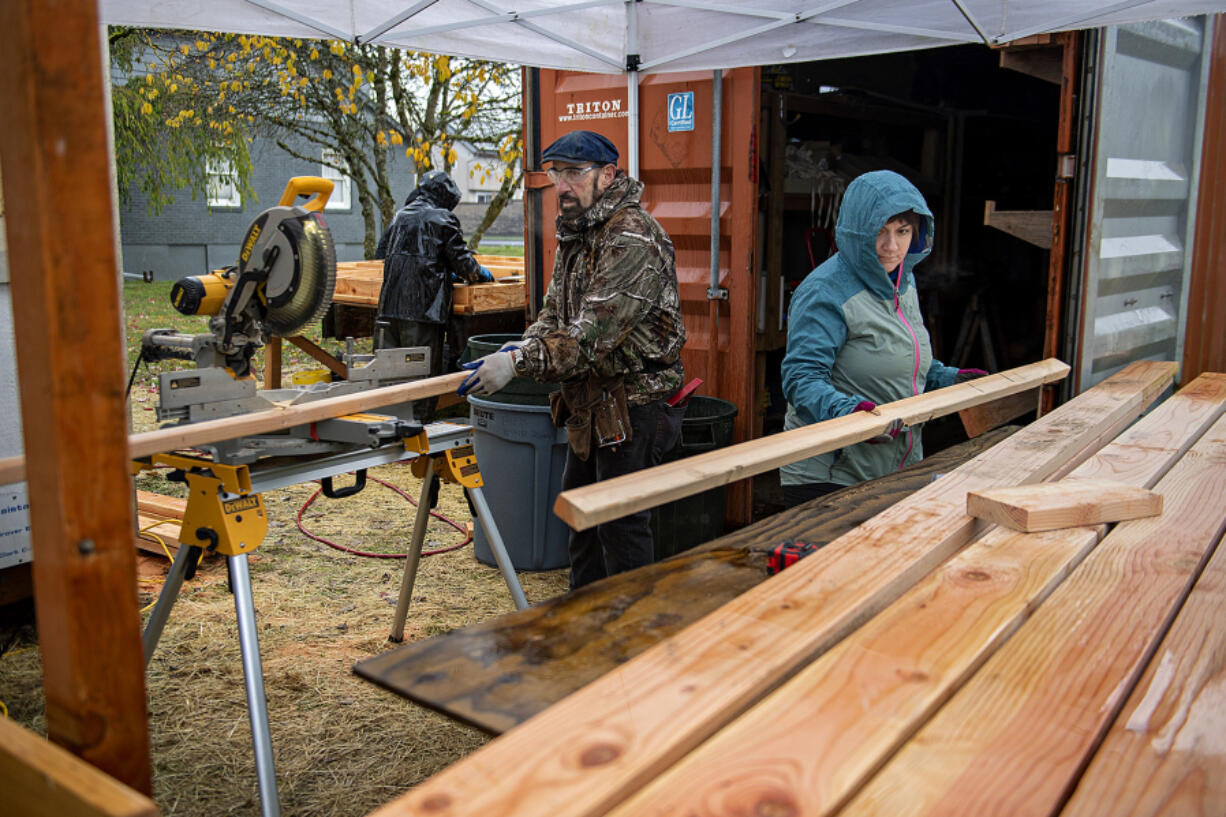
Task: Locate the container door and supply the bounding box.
[1070,18,1213,390]
[526,68,761,523]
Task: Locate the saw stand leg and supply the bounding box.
[135,454,281,817]
[389,454,528,642]
[141,549,281,817]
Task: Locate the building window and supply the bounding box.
[321,148,351,210]
[475,192,495,204]
[206,159,241,208]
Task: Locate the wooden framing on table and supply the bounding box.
[0,0,152,793]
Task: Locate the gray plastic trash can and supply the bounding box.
[468,394,570,571]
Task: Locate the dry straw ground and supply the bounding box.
[0,279,569,816]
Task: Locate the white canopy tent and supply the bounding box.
[101,0,1226,74]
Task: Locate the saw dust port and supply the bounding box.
[0,280,568,817]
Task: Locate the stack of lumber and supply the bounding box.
[365,361,1226,817]
[355,425,1019,735]
[331,255,525,314]
[134,491,185,556]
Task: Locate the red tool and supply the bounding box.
[767,539,824,575]
[666,378,703,407]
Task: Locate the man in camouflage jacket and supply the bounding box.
[459,130,686,589]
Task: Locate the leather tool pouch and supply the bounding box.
[550,377,632,462]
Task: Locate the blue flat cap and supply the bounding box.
[542,130,619,165]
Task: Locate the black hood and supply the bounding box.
[416,170,461,211]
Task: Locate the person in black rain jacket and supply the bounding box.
[374,170,491,420]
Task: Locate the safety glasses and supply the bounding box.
[545,164,600,185]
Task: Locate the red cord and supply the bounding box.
[295,473,473,559]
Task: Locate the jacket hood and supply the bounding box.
[415,170,461,211]
[834,170,933,298]
[557,171,642,238]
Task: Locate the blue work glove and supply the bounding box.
[477,265,494,283]
[450,271,461,282]
[458,350,517,397]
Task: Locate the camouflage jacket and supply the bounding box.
[519,172,685,406]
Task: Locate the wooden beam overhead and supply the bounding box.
[0,0,152,791]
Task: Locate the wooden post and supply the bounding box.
[264,336,282,389]
[0,0,151,793]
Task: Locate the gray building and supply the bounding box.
[119,137,523,282]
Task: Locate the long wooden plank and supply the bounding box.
[605,373,1226,817]
[958,386,1037,437]
[367,361,1175,817]
[841,411,1226,817]
[0,717,159,817]
[554,358,1071,532]
[0,0,152,791]
[0,371,470,485]
[135,491,186,520]
[1060,520,1226,817]
[354,427,1018,736]
[967,479,1163,532]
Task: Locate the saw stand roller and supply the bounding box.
[135,452,281,817]
[389,429,528,642]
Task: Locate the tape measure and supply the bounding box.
[766,539,824,575]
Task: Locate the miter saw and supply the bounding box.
[138,176,432,462]
[132,178,527,817]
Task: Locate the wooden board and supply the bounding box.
[1060,519,1226,817]
[984,199,1053,249]
[451,281,526,314]
[0,372,472,486]
[841,410,1226,817]
[135,491,187,519]
[134,514,183,557]
[958,386,1037,437]
[967,479,1163,532]
[606,373,1226,817]
[0,0,152,790]
[332,259,526,313]
[555,359,1071,531]
[354,426,1017,735]
[366,361,1175,817]
[0,717,159,817]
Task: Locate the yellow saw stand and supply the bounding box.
[134,423,527,817]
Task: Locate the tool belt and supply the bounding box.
[549,375,631,461]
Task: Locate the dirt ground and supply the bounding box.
[0,279,572,815]
[1,460,570,816]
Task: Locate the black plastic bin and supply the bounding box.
[650,396,738,560]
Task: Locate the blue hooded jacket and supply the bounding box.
[780,170,958,487]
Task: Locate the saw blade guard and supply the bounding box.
[234,205,337,338]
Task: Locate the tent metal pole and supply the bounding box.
[707,68,723,393]
[242,0,351,40]
[627,0,640,179]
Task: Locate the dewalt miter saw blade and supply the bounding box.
[236,206,336,338]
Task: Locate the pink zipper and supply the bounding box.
[892,266,919,469]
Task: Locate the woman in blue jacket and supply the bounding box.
[779,170,982,506]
